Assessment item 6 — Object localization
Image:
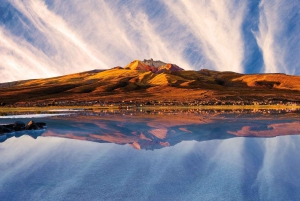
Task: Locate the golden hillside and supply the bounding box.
[0,59,300,106]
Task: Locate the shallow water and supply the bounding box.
[1,110,300,201]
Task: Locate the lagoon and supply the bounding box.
[1,109,300,200]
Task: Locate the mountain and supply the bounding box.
[1,59,300,106]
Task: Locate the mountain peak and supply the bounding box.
[124,59,184,73]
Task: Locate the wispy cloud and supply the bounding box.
[161,0,247,73]
[9,0,110,69]
[255,0,282,73]
[0,0,299,82]
[1,0,193,82]
[255,0,300,74]
[0,28,59,82]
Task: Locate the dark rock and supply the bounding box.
[26,120,39,130]
[36,122,47,129]
[0,125,14,134]
[112,66,123,70]
[13,121,26,131]
[0,120,47,134]
[4,124,14,129]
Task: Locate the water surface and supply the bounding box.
[1,110,300,200]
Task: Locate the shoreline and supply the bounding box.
[1,104,300,112]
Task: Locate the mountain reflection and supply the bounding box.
[2,112,300,150]
[0,129,45,143]
[41,112,300,150]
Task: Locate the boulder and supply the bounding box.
[26,120,39,130]
[0,125,13,134]
[13,121,26,131]
[36,122,47,129]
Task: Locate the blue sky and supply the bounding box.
[0,0,299,82]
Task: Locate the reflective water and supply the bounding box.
[1,110,300,201]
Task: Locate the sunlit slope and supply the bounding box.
[233,74,300,90]
[125,60,156,72]
[1,66,300,104]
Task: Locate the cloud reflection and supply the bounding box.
[1,113,300,200]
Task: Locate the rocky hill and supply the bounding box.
[1,59,300,106]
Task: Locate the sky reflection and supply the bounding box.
[1,113,300,200]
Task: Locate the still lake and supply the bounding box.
[1,109,300,201]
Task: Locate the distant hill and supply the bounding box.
[1,59,300,106]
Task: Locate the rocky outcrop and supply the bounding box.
[13,121,25,131]
[0,125,13,134]
[157,63,184,73]
[0,120,47,134]
[143,58,166,68]
[125,60,157,72]
[125,59,184,73]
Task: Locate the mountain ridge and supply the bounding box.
[1,59,300,106]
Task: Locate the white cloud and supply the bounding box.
[9,0,110,71]
[0,28,59,82]
[255,0,300,74]
[161,0,247,73]
[1,0,194,82]
[255,0,282,73]
[0,0,299,82]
